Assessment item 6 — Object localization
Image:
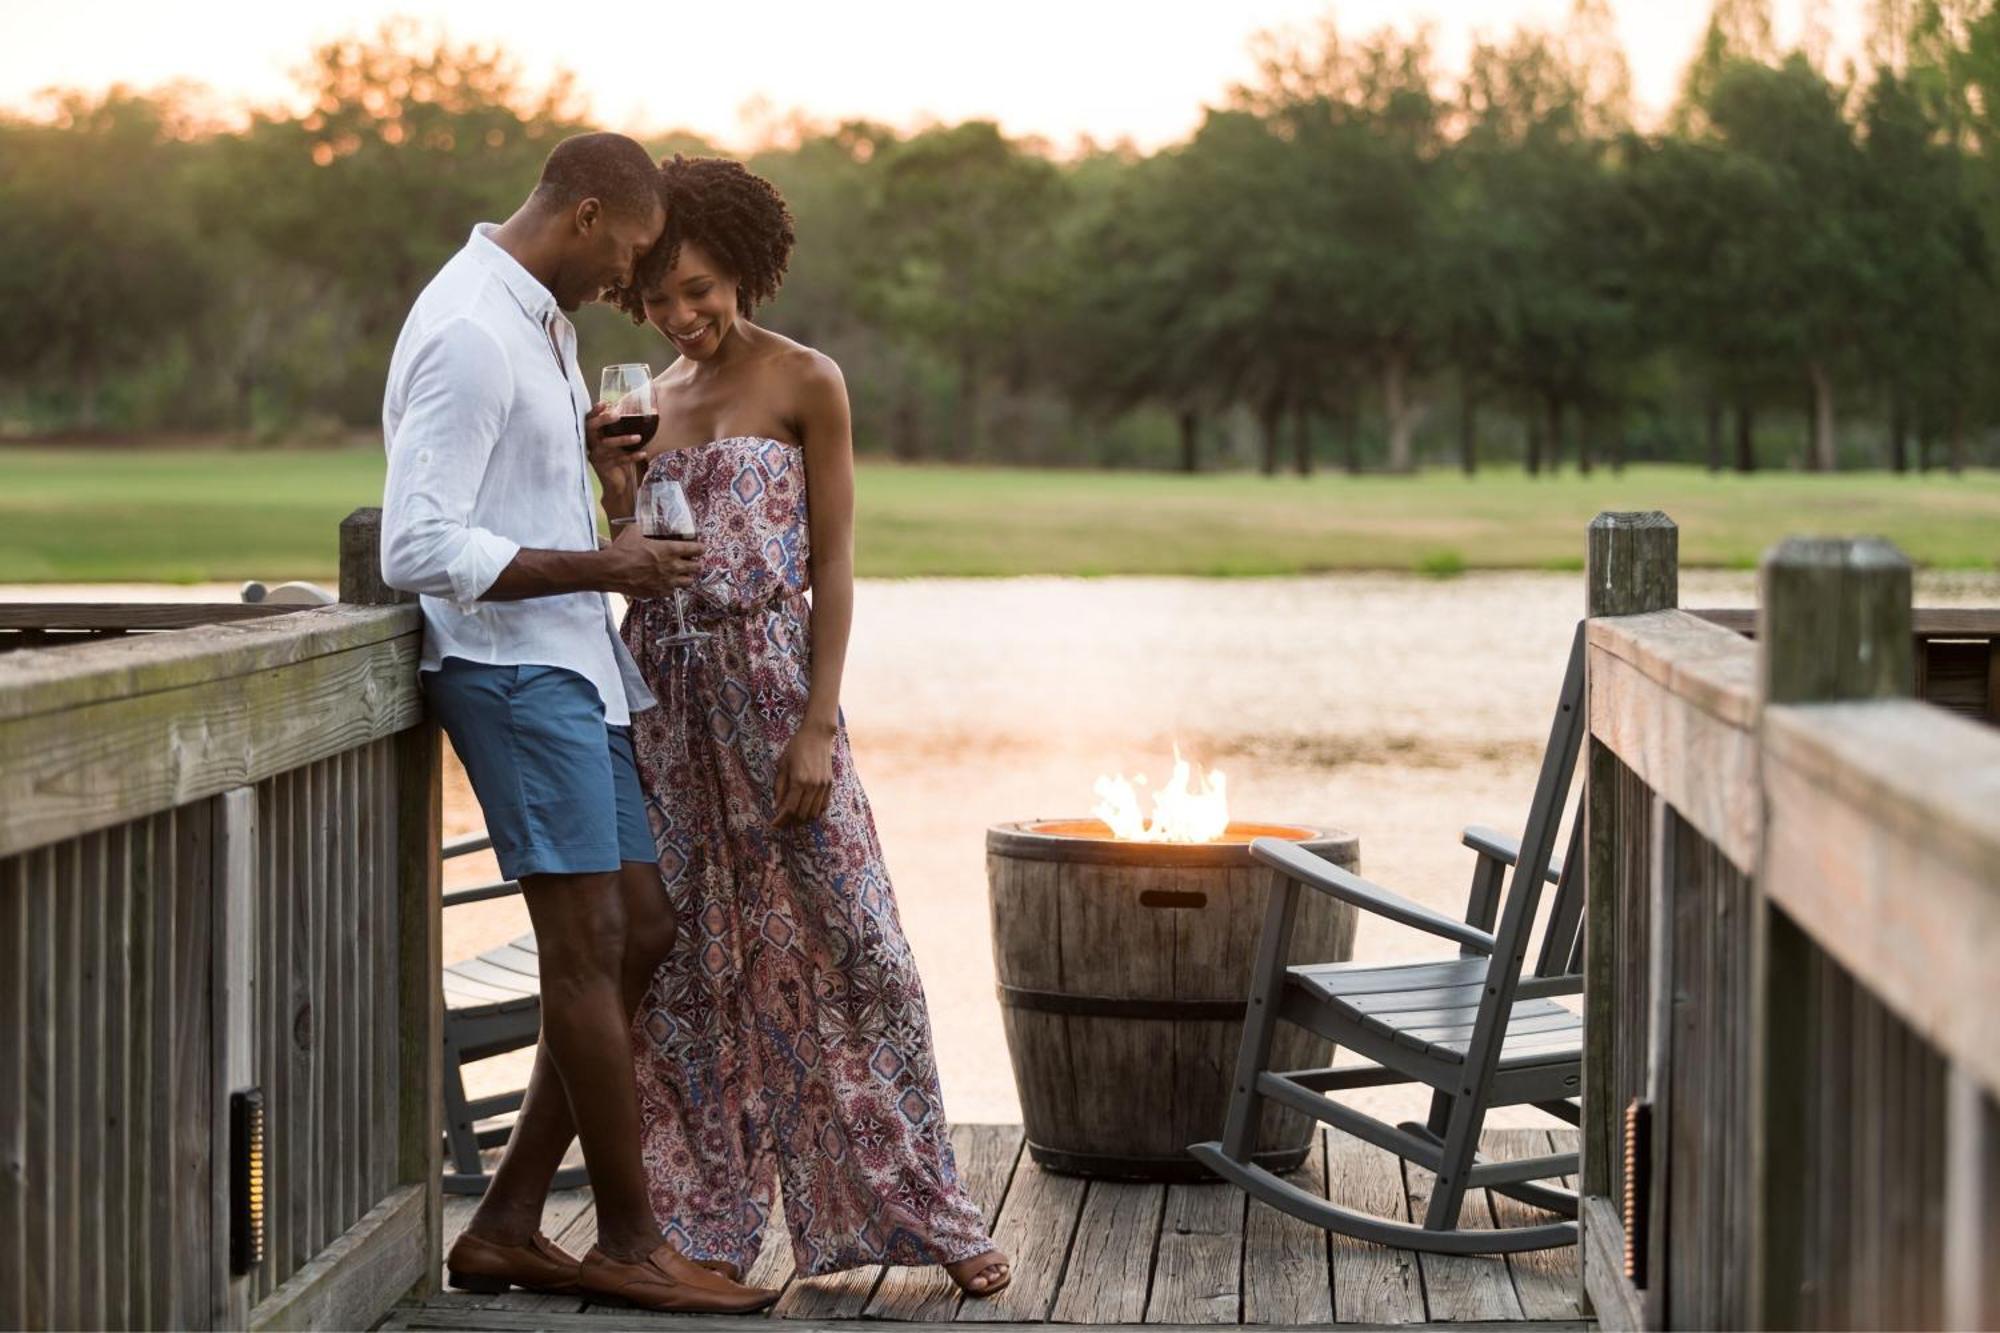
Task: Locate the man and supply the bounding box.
[381,131,776,1313]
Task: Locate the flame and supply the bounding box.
[1092,746,1230,843]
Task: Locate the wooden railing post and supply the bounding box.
[338,506,440,1299]
[1754,538,1913,1329]
[1582,512,1677,1190]
[339,508,413,607]
[1580,512,1676,1328]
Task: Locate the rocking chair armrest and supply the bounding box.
[1250,838,1497,954]
[1462,825,1563,885]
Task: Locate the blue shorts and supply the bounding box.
[422,657,656,881]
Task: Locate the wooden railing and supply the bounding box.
[0,510,442,1330]
[1578,513,2000,1331]
[1690,606,2000,727]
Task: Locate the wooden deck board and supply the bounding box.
[1400,1152,1526,1323]
[866,1124,1026,1321]
[424,1123,1586,1329]
[1145,1183,1246,1323]
[1242,1134,1332,1325]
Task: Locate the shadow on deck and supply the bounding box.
[385,1124,1587,1332]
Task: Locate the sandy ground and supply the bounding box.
[17,570,1998,1129]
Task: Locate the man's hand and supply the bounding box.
[597,522,703,598]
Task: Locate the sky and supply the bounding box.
[2,1,1871,150]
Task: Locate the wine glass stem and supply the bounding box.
[672,591,693,640]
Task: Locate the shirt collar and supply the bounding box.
[469,223,561,326]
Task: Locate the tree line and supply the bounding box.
[2,2,1997,474]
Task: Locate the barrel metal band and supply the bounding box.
[996,984,1247,1021]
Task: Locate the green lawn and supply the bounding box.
[4,447,1996,582]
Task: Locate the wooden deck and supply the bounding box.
[386,1124,1586,1331]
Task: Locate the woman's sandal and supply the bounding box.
[947,1252,1013,1298]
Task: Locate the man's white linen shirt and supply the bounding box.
[380,223,654,725]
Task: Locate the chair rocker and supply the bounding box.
[1190,622,1587,1254]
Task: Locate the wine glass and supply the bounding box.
[635,472,708,650]
[598,363,659,477]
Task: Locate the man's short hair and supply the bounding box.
[531,132,661,222]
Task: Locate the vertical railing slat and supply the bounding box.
[0,851,26,1331]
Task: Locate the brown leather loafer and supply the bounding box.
[446,1230,583,1295]
[579,1242,781,1313]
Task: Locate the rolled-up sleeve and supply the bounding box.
[380,318,523,606]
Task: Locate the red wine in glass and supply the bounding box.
[610,413,659,454]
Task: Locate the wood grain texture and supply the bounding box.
[1145,1184,1245,1324]
[955,1156,1087,1323]
[1586,611,1757,731]
[1758,536,1913,707]
[1584,639,1759,872]
[1326,1134,1425,1325]
[1050,1178,1164,1323]
[0,602,416,719]
[1761,706,2000,1102]
[0,603,298,631]
[1242,1130,1332,1325]
[1585,511,1677,619]
[1487,1130,1583,1321]
[1580,1194,1642,1332]
[249,1184,429,1332]
[864,1123,1023,1321]
[397,721,446,1301]
[340,508,415,607]
[1400,1157,1523,1323]
[0,629,421,858]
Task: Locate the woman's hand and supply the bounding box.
[773,718,837,826]
[586,404,647,511]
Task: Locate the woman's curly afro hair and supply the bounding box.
[614,154,795,323]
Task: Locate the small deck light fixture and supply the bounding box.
[230,1088,267,1274]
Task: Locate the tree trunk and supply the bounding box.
[1918,431,1934,472]
[957,345,981,462]
[1526,406,1545,476]
[1258,400,1282,477]
[1735,403,1757,473]
[1544,394,1564,474]
[1577,406,1595,476]
[1807,361,1836,472]
[1949,402,1967,475]
[1178,409,1200,475]
[1342,399,1362,475]
[893,389,922,461]
[1888,394,1908,474]
[1292,403,1313,477]
[1458,375,1478,476]
[1383,351,1415,473]
[1705,399,1724,473]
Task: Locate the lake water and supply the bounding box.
[17,571,1996,1126]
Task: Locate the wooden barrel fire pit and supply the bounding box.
[987,819,1359,1181]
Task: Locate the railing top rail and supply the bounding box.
[0,602,423,859]
[1766,698,2000,893]
[0,602,417,723]
[1692,606,2000,639]
[1586,609,1760,730]
[1763,697,2000,1098]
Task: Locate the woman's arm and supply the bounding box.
[774,352,857,825]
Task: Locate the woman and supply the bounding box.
[590,155,1011,1297]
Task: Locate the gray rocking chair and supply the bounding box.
[1190,622,1586,1254]
[441,830,588,1195]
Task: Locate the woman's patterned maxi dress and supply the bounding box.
[621,436,993,1278]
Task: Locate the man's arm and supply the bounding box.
[485,529,701,601]
[379,318,523,605]
[381,318,700,602]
